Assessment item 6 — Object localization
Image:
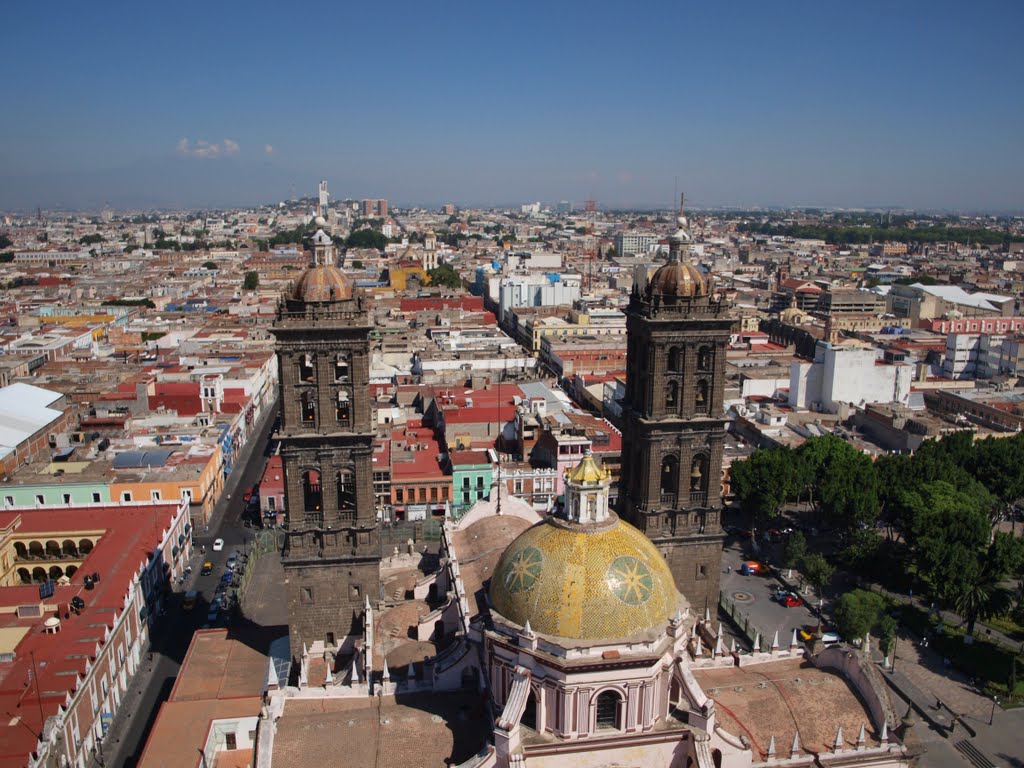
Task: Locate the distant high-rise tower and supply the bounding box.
[360,198,388,218]
[318,180,330,218]
[620,195,735,614]
[270,230,379,664]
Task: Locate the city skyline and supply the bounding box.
[2,0,1024,212]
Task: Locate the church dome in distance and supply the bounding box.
[649,259,709,298]
[489,512,681,641]
[292,265,352,303]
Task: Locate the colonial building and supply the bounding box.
[620,198,736,614]
[270,229,380,663]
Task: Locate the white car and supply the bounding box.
[821,631,842,646]
[212,538,225,552]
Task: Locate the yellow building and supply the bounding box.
[109,445,224,526]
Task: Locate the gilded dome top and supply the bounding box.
[649,259,709,298]
[292,265,353,303]
[489,513,681,641]
[565,453,609,486]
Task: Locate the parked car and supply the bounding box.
[783,594,804,608]
[182,591,198,612]
[206,605,219,622]
[798,628,815,642]
[821,631,842,645]
[220,571,233,584]
[213,538,225,552]
[200,562,213,576]
[771,587,790,603]
[225,556,238,571]
[740,561,766,576]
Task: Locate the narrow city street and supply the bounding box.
[92,397,280,768]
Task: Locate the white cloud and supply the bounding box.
[264,144,274,155]
[177,137,241,159]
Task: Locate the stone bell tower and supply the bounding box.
[620,195,735,614]
[270,229,379,663]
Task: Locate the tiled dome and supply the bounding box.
[489,513,680,641]
[292,265,352,303]
[649,259,708,298]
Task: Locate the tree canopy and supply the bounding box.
[243,271,260,290]
[346,228,387,250]
[427,264,462,289]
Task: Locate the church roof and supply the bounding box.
[489,512,682,641]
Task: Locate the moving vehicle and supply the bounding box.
[798,628,815,642]
[182,591,198,611]
[213,538,225,552]
[740,561,766,576]
[200,562,213,576]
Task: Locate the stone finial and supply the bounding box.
[348,658,359,686]
[382,659,391,681]
[856,724,866,750]
[771,630,780,650]
[407,661,416,680]
[523,619,533,637]
[880,721,889,745]
[790,628,799,648]
[790,732,800,758]
[753,632,761,652]
[766,735,776,759]
[729,638,737,654]
[695,636,703,657]
[704,605,711,623]
[714,632,725,658]
[833,726,844,752]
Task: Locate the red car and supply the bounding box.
[783,594,804,608]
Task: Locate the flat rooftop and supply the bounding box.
[692,658,880,760]
[270,692,489,768]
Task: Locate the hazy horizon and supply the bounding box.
[3,0,1023,214]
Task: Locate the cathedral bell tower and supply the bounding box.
[620,195,736,614]
[270,228,379,663]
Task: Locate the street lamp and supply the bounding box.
[989,695,1000,726]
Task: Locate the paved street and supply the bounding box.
[92,397,279,768]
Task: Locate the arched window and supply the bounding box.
[78,539,94,555]
[66,565,78,578]
[49,565,63,580]
[660,455,679,497]
[298,353,315,383]
[17,568,30,584]
[62,540,78,557]
[301,390,317,424]
[668,347,681,372]
[14,542,27,559]
[337,470,355,514]
[32,567,47,583]
[29,541,44,559]
[587,495,597,519]
[698,346,712,372]
[571,497,580,520]
[521,689,537,731]
[695,380,709,413]
[334,356,350,382]
[336,390,351,427]
[690,455,708,492]
[666,380,678,410]
[596,690,621,730]
[302,470,322,512]
[45,540,61,558]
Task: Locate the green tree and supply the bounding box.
[0,234,12,250]
[79,233,104,245]
[781,531,807,573]
[351,260,363,269]
[202,261,218,270]
[802,553,835,602]
[878,614,898,657]
[346,229,387,250]
[833,589,886,643]
[243,271,260,290]
[0,252,13,264]
[794,436,879,529]
[728,447,794,534]
[427,264,463,289]
[905,480,992,607]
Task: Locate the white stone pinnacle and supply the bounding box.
[880,722,888,744]
[857,724,866,749]
[833,726,843,752]
[790,732,800,757]
[771,630,780,650]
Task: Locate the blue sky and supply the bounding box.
[2,0,1023,211]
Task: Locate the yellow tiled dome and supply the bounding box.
[564,453,608,485]
[293,265,353,303]
[489,514,680,641]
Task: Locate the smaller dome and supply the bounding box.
[565,453,608,486]
[293,265,353,303]
[649,259,709,298]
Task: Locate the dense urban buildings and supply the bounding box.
[1,186,1023,767]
